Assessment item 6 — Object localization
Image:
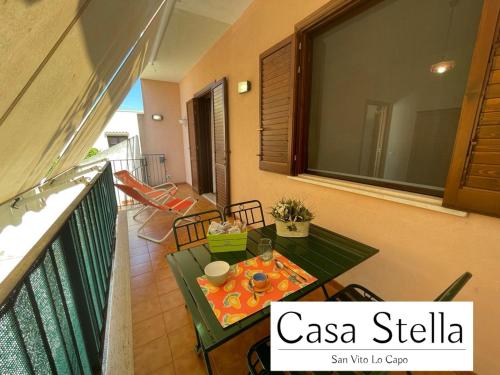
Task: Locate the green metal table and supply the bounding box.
[167,223,379,374]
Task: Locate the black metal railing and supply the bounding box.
[110,153,168,207]
[0,163,117,374]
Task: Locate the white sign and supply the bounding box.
[270,301,473,372]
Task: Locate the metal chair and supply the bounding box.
[114,183,197,243]
[114,169,177,220]
[247,336,275,375]
[247,336,386,375]
[224,200,266,228]
[172,209,224,251]
[329,272,472,302]
[246,272,472,375]
[434,272,472,301]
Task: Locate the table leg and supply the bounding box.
[193,323,213,374]
[202,348,213,375]
[321,285,329,299]
[194,323,202,354]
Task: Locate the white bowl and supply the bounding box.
[204,261,230,286]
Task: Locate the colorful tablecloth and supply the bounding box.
[196,250,317,328]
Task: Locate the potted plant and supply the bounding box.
[270,198,314,238]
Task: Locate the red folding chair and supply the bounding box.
[115,183,198,243]
[114,170,177,220]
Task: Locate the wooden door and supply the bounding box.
[186,99,200,193]
[212,78,230,211]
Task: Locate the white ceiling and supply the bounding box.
[141,0,252,82]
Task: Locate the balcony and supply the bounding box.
[2,0,500,374]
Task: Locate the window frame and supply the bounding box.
[292,0,482,197]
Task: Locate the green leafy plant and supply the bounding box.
[270,198,314,223]
[85,147,100,159]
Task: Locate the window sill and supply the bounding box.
[288,174,468,217]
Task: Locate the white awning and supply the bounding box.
[0,0,166,204]
[51,13,162,176]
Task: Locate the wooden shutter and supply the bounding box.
[212,78,230,210]
[444,0,500,217]
[186,99,200,193]
[259,35,296,174]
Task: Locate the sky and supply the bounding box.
[119,80,144,112]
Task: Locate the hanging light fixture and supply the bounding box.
[430,60,455,74]
[430,0,458,75]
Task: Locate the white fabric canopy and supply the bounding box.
[51,15,162,176]
[0,0,165,204]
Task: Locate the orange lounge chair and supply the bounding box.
[115,183,198,243]
[114,170,177,220]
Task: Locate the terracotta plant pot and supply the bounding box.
[275,220,310,237]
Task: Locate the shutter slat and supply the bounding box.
[262,110,290,121]
[262,80,290,94]
[262,119,289,127]
[475,138,500,152]
[262,94,290,105]
[494,55,500,69]
[483,97,500,111]
[261,150,288,157]
[262,74,290,89]
[480,111,500,123]
[262,85,290,98]
[262,46,290,63]
[485,83,500,98]
[469,163,500,178]
[477,124,500,138]
[262,59,291,73]
[263,104,290,116]
[470,151,500,164]
[262,95,290,107]
[490,69,500,83]
[261,128,289,136]
[263,67,292,81]
[465,176,500,190]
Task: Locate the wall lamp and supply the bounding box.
[152,114,164,121]
[238,81,251,94]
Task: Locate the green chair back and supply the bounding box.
[434,272,472,301]
[172,209,223,251]
[224,200,266,227]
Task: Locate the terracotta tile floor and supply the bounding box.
[125,184,463,375]
[125,184,331,375]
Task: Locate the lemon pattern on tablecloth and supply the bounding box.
[223,313,247,326]
[223,280,236,292]
[223,292,241,309]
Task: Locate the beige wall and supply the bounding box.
[140,79,186,183]
[179,1,500,373]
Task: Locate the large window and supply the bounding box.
[302,0,483,195]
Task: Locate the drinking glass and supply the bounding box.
[258,238,273,261]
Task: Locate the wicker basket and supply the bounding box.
[207,231,248,252]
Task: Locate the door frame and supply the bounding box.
[188,78,230,208]
[358,99,392,178]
